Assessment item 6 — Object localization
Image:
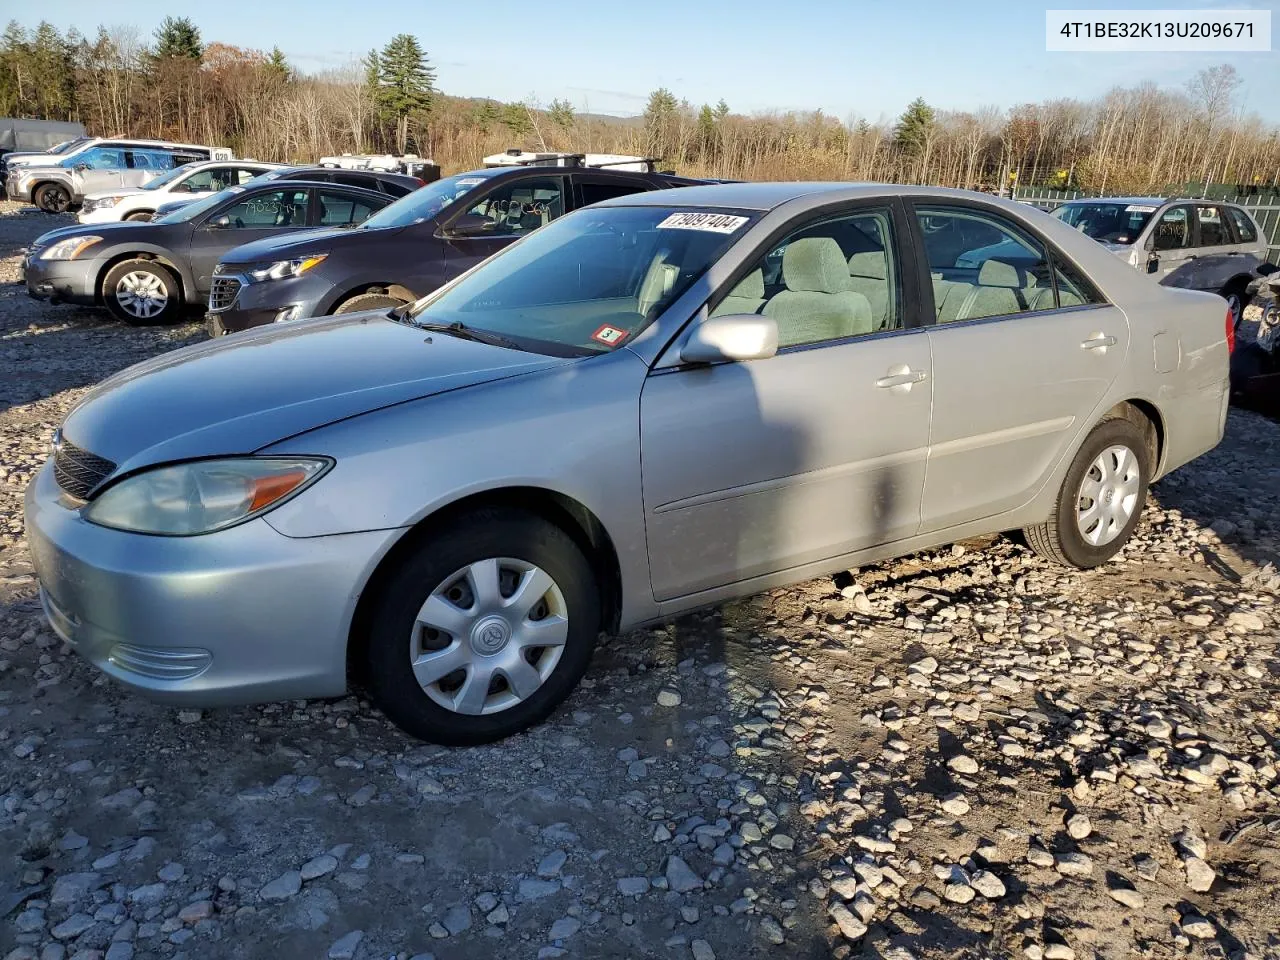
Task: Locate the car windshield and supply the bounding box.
[1052,202,1156,245]
[141,163,198,191]
[403,205,756,356]
[153,185,243,224]
[50,137,89,155]
[359,173,491,229]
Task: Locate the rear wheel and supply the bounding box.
[1024,416,1150,568]
[101,259,183,325]
[34,183,71,214]
[361,508,601,744]
[1221,278,1250,332]
[333,292,407,315]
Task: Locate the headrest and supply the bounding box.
[848,251,888,280]
[978,259,1020,287]
[783,238,853,294]
[726,269,764,299]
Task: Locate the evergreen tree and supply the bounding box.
[473,98,500,131]
[713,99,729,124]
[30,22,75,119]
[153,16,202,60]
[501,102,532,138]
[548,98,574,132]
[894,97,935,156]
[265,46,291,83]
[697,104,716,160]
[643,87,678,156]
[0,21,31,115]
[375,34,435,153]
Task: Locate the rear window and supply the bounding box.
[1226,206,1258,243]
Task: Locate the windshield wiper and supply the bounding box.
[409,317,522,350]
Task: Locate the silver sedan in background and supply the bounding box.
[24,183,1230,744]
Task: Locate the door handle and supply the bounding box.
[1081,334,1117,351]
[876,367,927,390]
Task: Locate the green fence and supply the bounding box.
[1012,185,1280,264]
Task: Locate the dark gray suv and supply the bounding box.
[206,164,702,334]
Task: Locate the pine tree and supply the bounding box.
[0,21,31,115]
[894,97,935,157]
[713,99,729,124]
[548,98,574,133]
[697,104,716,161]
[153,16,202,60]
[643,87,678,157]
[473,98,500,131]
[265,46,290,83]
[501,102,532,138]
[375,34,435,153]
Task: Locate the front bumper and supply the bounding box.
[23,254,101,304]
[23,462,399,707]
[206,271,334,336]
[78,206,123,225]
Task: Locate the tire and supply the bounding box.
[1221,278,1250,332]
[362,508,601,744]
[100,259,183,325]
[125,211,154,222]
[1023,416,1150,568]
[1230,342,1274,406]
[333,292,408,315]
[33,183,71,214]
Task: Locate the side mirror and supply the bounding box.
[206,214,231,229]
[1146,257,1159,274]
[73,163,89,173]
[680,314,778,365]
[447,213,494,238]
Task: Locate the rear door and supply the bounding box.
[1145,204,1198,286]
[439,174,567,283]
[316,188,387,228]
[1183,203,1249,292]
[911,201,1128,532]
[185,186,313,293]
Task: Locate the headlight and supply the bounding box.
[39,236,103,261]
[246,254,328,283]
[82,457,331,536]
[88,196,123,210]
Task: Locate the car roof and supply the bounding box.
[233,179,389,199]
[1058,196,1168,206]
[596,182,1048,212]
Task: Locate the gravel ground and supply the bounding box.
[1,200,1278,960]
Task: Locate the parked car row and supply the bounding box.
[23,180,1231,744]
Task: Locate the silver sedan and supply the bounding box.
[24,183,1231,743]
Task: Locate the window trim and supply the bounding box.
[316,187,382,227]
[1191,202,1232,249]
[571,172,651,211]
[1224,204,1260,245]
[904,196,1108,328]
[696,196,924,354]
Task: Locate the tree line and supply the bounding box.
[2,18,1276,196]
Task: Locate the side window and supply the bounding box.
[1051,256,1105,308]
[1225,206,1258,244]
[125,151,152,170]
[463,177,565,237]
[712,207,900,348]
[1195,205,1230,246]
[318,190,381,226]
[233,167,265,185]
[916,206,1057,322]
[218,189,310,228]
[176,169,225,193]
[578,179,647,206]
[76,146,125,170]
[332,172,377,192]
[1152,206,1192,250]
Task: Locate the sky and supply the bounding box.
[17,0,1280,123]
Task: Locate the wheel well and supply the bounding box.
[95,253,188,304]
[334,283,417,311]
[345,487,623,686]
[1107,399,1165,475]
[1222,274,1254,295]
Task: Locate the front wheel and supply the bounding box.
[333,292,408,315]
[1222,280,1249,332]
[101,259,183,325]
[1024,416,1150,568]
[34,183,71,214]
[361,509,601,744]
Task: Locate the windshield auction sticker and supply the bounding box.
[1046,9,1270,51]
[656,212,749,233]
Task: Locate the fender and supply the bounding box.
[93,242,199,302]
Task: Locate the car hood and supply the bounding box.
[220,225,402,265]
[84,187,146,201]
[60,312,573,477]
[30,219,161,250]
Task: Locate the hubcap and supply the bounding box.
[1076,444,1141,547]
[409,557,568,716]
[115,271,169,319]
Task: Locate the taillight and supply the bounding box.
[1226,305,1235,354]
[414,178,426,187]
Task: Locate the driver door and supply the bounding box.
[439,175,566,283]
[74,146,128,195]
[1144,204,1196,286]
[185,187,313,294]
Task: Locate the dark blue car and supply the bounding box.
[207,163,705,334]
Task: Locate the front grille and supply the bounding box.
[53,441,116,500]
[208,276,242,312]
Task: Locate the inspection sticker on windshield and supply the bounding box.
[1125,204,1157,212]
[591,325,628,346]
[656,212,749,234]
[456,177,485,187]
